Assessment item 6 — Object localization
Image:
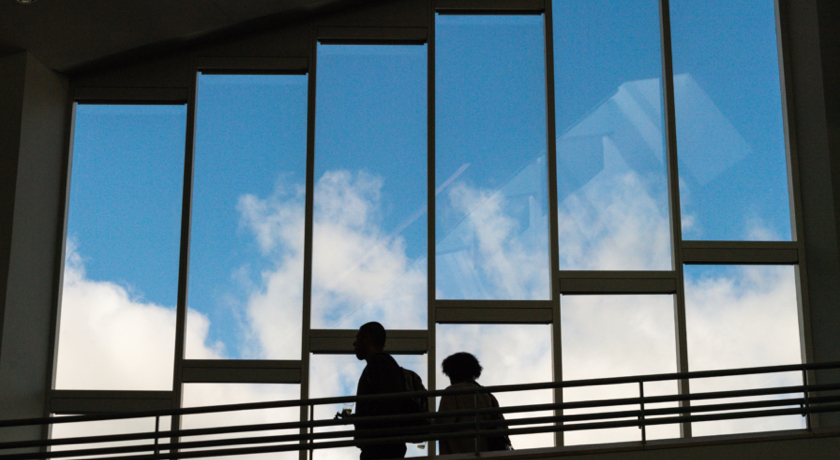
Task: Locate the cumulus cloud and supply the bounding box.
[55,241,221,391]
[438,181,550,299]
[556,138,672,271]
[684,265,803,436]
[55,158,804,454]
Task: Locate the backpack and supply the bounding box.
[484,392,513,451]
[400,367,430,426]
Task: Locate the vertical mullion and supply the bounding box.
[43,92,79,446]
[171,67,200,446]
[542,0,563,448]
[427,2,437,457]
[300,24,318,460]
[775,0,816,429]
[658,0,692,438]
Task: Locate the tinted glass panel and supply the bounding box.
[435,15,551,300]
[182,384,300,460]
[671,0,790,241]
[437,324,553,449]
[552,0,671,270]
[684,265,803,435]
[309,354,428,458]
[313,45,428,329]
[562,295,679,444]
[56,104,185,390]
[187,74,308,360]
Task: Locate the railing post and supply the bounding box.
[309,404,315,460]
[639,381,646,444]
[802,368,811,430]
[154,415,160,460]
[474,389,480,457]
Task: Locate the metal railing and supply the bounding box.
[2,361,840,459]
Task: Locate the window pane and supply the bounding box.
[436,324,553,450]
[435,15,551,300]
[309,354,428,459]
[187,74,308,360]
[671,0,790,241]
[56,104,185,390]
[685,265,803,436]
[313,45,428,329]
[182,384,300,460]
[50,416,171,457]
[562,295,679,445]
[552,0,671,270]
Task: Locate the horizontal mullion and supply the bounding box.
[49,390,173,414]
[309,329,428,355]
[436,0,544,14]
[195,57,308,73]
[682,241,799,265]
[74,87,188,104]
[181,360,302,384]
[317,27,427,44]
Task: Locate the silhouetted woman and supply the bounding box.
[436,352,511,454]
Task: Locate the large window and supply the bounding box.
[435,14,551,300]
[55,0,804,450]
[56,103,186,391]
[187,73,308,360]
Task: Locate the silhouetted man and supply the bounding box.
[353,322,407,460]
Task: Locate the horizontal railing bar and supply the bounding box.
[6,402,840,460]
[11,394,840,459]
[5,361,839,429]
[5,386,840,453]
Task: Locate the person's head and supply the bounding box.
[353,322,386,361]
[442,352,483,385]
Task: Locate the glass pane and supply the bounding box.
[671,0,791,241]
[187,74,308,360]
[182,384,300,460]
[55,104,185,390]
[435,15,551,300]
[685,265,803,436]
[552,0,671,270]
[562,295,679,445]
[50,416,171,457]
[436,324,553,450]
[309,354,428,459]
[313,45,428,329]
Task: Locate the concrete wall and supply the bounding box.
[0,51,68,443]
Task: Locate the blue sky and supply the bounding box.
[55,0,802,446]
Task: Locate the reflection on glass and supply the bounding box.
[182,384,300,460]
[187,74,308,360]
[313,45,428,329]
[552,0,671,270]
[435,14,550,300]
[671,0,790,241]
[561,295,679,444]
[436,324,553,449]
[309,354,428,459]
[684,265,803,436]
[56,104,185,390]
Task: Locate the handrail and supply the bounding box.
[1,361,839,459]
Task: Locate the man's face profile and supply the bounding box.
[354,331,370,360]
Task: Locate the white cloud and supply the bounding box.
[557,137,671,271]
[685,265,804,436]
[436,325,554,450]
[55,242,221,391]
[55,160,804,454]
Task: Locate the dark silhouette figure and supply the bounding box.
[350,322,408,460]
[436,352,512,454]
